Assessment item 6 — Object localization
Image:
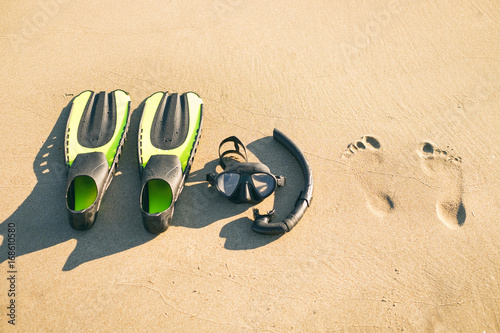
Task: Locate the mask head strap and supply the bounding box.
[218,136,248,169]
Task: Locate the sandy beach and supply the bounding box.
[1,0,499,331]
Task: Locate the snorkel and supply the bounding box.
[251,128,313,235]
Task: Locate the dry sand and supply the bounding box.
[1,0,499,331]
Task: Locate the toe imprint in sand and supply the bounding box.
[342,135,395,216]
[417,141,466,229]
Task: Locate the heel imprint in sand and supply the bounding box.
[342,135,395,216]
[417,141,466,229]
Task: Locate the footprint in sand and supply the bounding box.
[342,135,395,216]
[417,141,466,229]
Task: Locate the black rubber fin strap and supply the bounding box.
[218,136,248,169]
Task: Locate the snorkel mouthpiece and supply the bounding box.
[251,209,289,234]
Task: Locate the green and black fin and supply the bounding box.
[64,90,131,230]
[138,91,203,234]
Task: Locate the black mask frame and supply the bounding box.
[206,136,285,204]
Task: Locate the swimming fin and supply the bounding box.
[65,90,131,230]
[138,91,203,234]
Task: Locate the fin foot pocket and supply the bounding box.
[142,180,173,214]
[67,176,98,211]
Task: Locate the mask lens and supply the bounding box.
[251,173,276,198]
[217,173,240,196]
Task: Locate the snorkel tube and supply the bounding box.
[252,128,313,235]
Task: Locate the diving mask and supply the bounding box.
[206,136,285,204]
